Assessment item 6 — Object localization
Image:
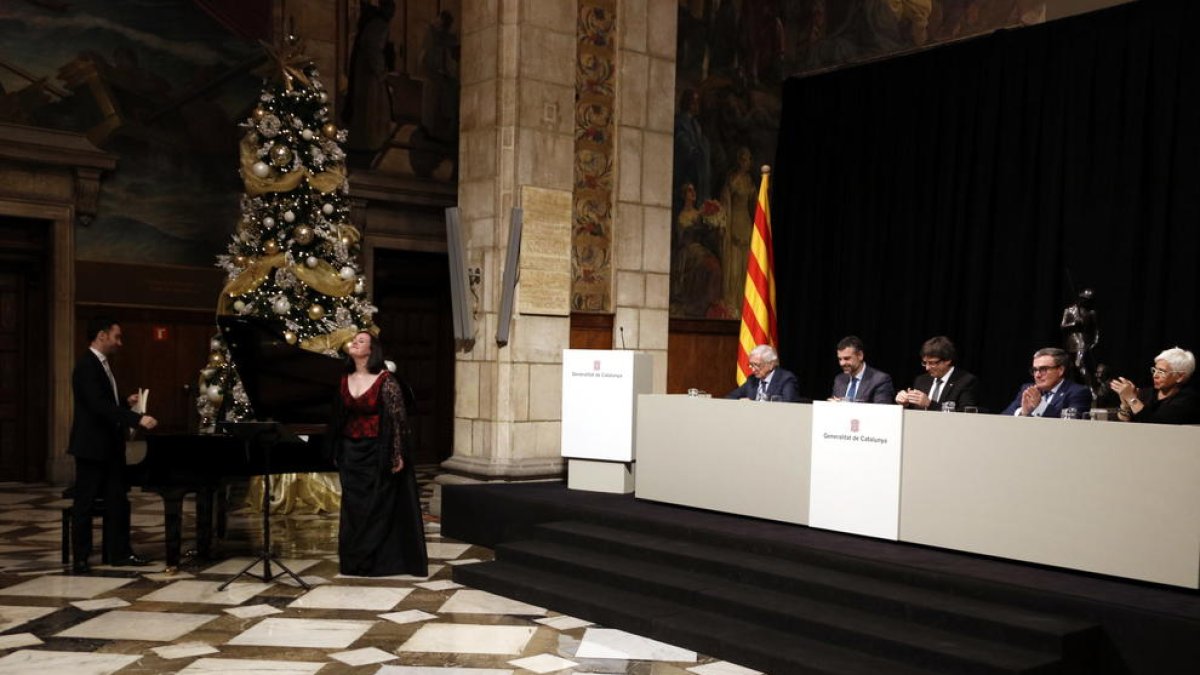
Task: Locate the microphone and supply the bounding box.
[619,326,626,349]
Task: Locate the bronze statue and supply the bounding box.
[1061,288,1099,385]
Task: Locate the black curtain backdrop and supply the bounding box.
[772,0,1200,410]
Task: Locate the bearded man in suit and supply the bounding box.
[830,335,895,404]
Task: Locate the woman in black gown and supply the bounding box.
[330,331,428,576]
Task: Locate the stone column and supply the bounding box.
[439,1,577,490]
[611,0,676,391]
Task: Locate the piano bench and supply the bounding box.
[60,488,111,566]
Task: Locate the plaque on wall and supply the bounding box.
[518,185,572,316]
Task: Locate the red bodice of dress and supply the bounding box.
[341,372,387,439]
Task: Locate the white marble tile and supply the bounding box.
[576,628,697,662]
[508,653,579,673]
[138,580,273,605]
[0,494,35,505]
[376,662,513,667]
[276,574,330,587]
[330,646,397,666]
[535,615,593,631]
[71,597,131,612]
[151,641,220,659]
[176,657,325,674]
[0,604,58,631]
[445,558,484,566]
[688,662,763,675]
[398,623,537,655]
[416,579,464,591]
[56,610,220,641]
[0,574,133,599]
[227,617,376,649]
[129,513,164,527]
[224,603,283,619]
[425,542,471,559]
[288,584,411,611]
[379,609,437,625]
[438,589,547,616]
[0,544,43,553]
[0,633,41,650]
[201,557,320,575]
[0,649,139,675]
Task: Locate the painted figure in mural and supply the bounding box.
[673,183,727,318]
[345,0,396,152]
[674,89,713,203]
[720,146,756,312]
[1061,288,1099,385]
[420,10,460,142]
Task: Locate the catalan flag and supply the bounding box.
[735,166,777,385]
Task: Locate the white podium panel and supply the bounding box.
[809,401,904,540]
[561,349,653,462]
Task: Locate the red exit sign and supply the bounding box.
[152,326,170,341]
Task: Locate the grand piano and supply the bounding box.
[129,316,343,570]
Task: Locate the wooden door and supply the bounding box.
[372,249,455,465]
[0,219,49,481]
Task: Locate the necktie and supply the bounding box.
[101,358,118,402]
[930,378,943,403]
[846,377,859,401]
[757,379,768,401]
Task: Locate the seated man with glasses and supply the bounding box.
[1108,347,1200,424]
[895,336,979,411]
[725,344,800,402]
[1001,347,1091,418]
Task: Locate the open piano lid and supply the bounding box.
[217,316,344,424]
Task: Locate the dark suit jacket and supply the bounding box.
[909,368,980,411]
[726,367,801,402]
[1001,379,1091,418]
[832,365,895,404]
[67,350,141,461]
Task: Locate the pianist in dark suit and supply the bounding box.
[895,336,980,411]
[68,317,157,574]
[329,331,428,577]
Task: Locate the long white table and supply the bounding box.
[634,395,1200,588]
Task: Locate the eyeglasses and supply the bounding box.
[920,359,944,368]
[1030,365,1061,375]
[1150,366,1175,377]
[748,361,764,370]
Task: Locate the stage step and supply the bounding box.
[456,559,945,675]
[453,520,1099,674]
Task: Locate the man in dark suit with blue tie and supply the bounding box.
[1001,347,1091,418]
[68,317,157,573]
[831,335,895,403]
[725,344,801,402]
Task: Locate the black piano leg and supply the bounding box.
[196,488,215,560]
[161,490,185,569]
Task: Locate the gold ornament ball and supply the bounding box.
[252,107,266,121]
[270,144,293,167]
[294,225,314,245]
[322,122,338,139]
[307,304,326,320]
[284,331,297,345]
[208,351,225,366]
[263,239,280,255]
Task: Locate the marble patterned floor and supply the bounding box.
[0,472,760,675]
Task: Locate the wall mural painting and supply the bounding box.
[670,0,1046,319]
[572,0,617,312]
[0,0,264,266]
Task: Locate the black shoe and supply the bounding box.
[71,561,91,575]
[111,554,152,567]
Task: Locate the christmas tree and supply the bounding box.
[198,38,377,429]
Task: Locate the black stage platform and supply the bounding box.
[444,481,1200,674]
